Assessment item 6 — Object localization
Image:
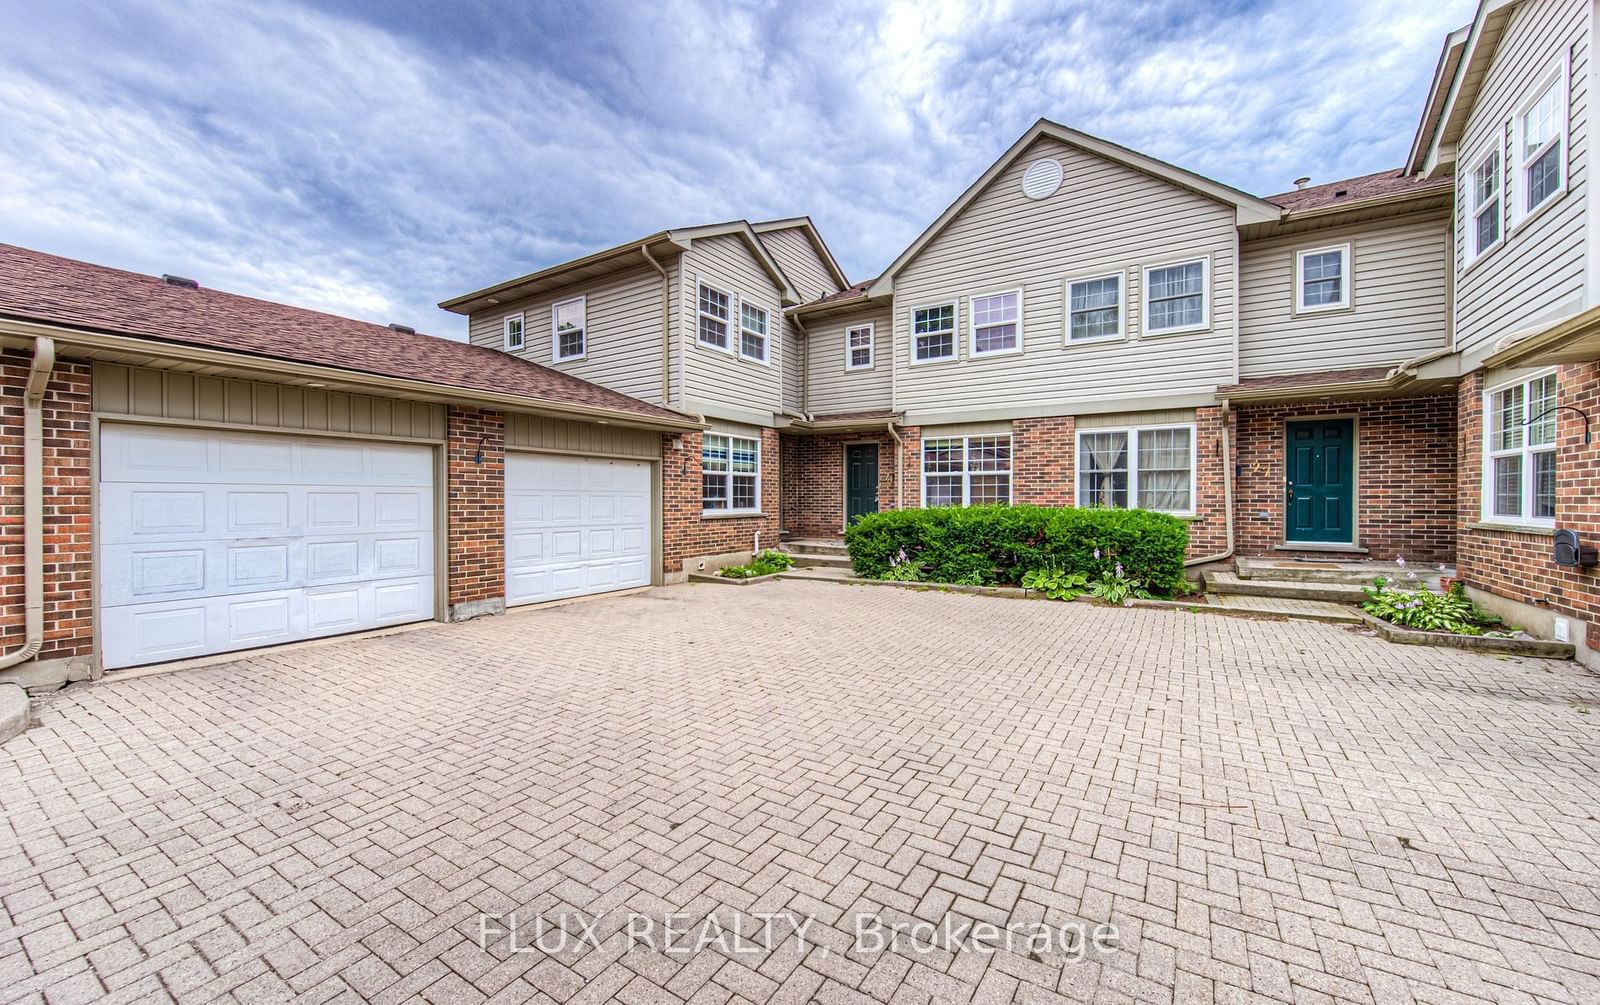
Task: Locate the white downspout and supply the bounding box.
[884,421,904,510]
[1184,399,1235,569]
[0,337,55,670]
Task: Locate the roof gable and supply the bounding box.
[751,217,851,291]
[1412,0,1518,176]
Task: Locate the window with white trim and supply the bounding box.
[697,282,731,349]
[503,312,525,351]
[1513,64,1567,221]
[1143,260,1208,333]
[702,433,760,513]
[912,303,956,362]
[969,291,1021,356]
[739,302,768,362]
[1077,425,1195,515]
[552,296,585,360]
[1295,244,1350,312]
[1485,372,1557,524]
[846,324,874,369]
[921,434,1011,506]
[1467,147,1501,262]
[1067,274,1122,342]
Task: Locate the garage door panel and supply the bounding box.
[505,454,652,607]
[101,485,433,544]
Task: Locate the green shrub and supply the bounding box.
[719,549,794,579]
[1361,578,1499,635]
[844,505,1189,594]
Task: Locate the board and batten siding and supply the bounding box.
[757,226,842,303]
[94,364,447,440]
[1453,0,1590,359]
[1239,214,1451,377]
[466,259,679,407]
[681,234,786,422]
[804,307,893,416]
[505,412,660,458]
[890,136,1238,418]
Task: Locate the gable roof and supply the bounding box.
[866,118,1282,297]
[1405,22,1473,175]
[751,217,852,290]
[1262,169,1454,214]
[1410,1,1519,176]
[0,242,697,428]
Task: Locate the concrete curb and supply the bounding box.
[1353,610,1576,659]
[688,571,787,587]
[0,682,30,745]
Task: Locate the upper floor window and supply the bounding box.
[1485,372,1557,525]
[1077,425,1195,515]
[922,434,1011,506]
[702,433,760,513]
[1467,148,1501,263]
[846,324,874,370]
[1514,66,1568,222]
[1295,244,1351,312]
[969,290,1021,356]
[697,282,731,349]
[503,312,525,351]
[1067,274,1122,343]
[913,303,957,363]
[1143,259,1208,334]
[552,296,585,361]
[739,302,769,362]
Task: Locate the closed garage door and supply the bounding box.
[505,453,652,606]
[99,424,436,669]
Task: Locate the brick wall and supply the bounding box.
[780,431,900,538]
[1013,416,1075,506]
[446,406,505,617]
[1457,365,1600,649]
[1189,406,1232,557]
[0,351,93,661]
[663,428,781,575]
[1234,395,1457,564]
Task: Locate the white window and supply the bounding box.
[845,324,874,370]
[503,312,525,351]
[1066,274,1123,343]
[921,434,1011,506]
[1143,259,1209,334]
[551,296,585,361]
[912,303,957,363]
[969,290,1022,356]
[1295,244,1351,312]
[697,282,731,350]
[1076,425,1195,515]
[702,433,760,513]
[739,302,768,362]
[1512,61,1568,223]
[1484,372,1557,525]
[1467,147,1502,263]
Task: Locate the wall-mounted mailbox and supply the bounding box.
[1554,528,1599,568]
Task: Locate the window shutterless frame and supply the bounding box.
[1482,369,1558,527]
[503,312,525,351]
[967,288,1024,358]
[701,432,761,514]
[550,295,586,362]
[1073,423,1198,516]
[909,301,959,365]
[1510,54,1569,229]
[1063,271,1125,345]
[695,277,734,351]
[1464,144,1503,266]
[920,434,1012,506]
[738,299,770,364]
[1293,243,1352,313]
[1140,257,1210,335]
[844,322,875,370]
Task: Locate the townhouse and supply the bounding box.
[3,0,1600,688]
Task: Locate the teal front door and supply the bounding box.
[845,444,879,525]
[1285,419,1354,543]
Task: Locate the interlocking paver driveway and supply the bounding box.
[4,580,1600,1004]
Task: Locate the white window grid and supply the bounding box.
[1512,58,1568,225]
[1142,259,1209,334]
[697,281,731,350]
[921,434,1012,507]
[739,302,769,363]
[1483,371,1557,526]
[1295,244,1351,312]
[503,312,525,351]
[702,433,761,514]
[1466,146,1502,264]
[845,323,874,370]
[551,295,585,361]
[912,303,958,363]
[968,289,1022,357]
[1065,273,1123,343]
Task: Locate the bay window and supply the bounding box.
[922,434,1011,506]
[703,433,760,513]
[1485,372,1557,524]
[1077,425,1195,515]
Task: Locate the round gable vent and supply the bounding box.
[1021,158,1063,200]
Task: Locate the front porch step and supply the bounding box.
[780,548,852,570]
[783,538,849,557]
[1205,571,1368,605]
[1235,556,1450,589]
[1209,594,1363,623]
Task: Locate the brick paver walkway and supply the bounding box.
[4,580,1600,1004]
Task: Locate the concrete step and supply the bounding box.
[1206,571,1367,604]
[1235,556,1448,589]
[781,549,853,570]
[1209,594,1363,623]
[783,539,849,556]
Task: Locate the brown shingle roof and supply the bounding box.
[806,408,899,423]
[1219,366,1394,395]
[799,283,871,309]
[0,243,692,424]
[1263,169,1452,214]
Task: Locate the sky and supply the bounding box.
[1,0,1468,340]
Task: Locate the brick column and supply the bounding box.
[1189,405,1232,557]
[446,406,505,621]
[900,426,922,508]
[1012,416,1074,505]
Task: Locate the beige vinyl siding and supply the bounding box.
[782,324,804,413]
[1454,0,1589,358]
[94,364,446,439]
[1076,408,1197,429]
[758,226,843,302]
[920,420,1013,437]
[1239,214,1450,377]
[466,260,678,406]
[505,412,660,458]
[805,307,893,416]
[681,234,785,422]
[890,136,1237,418]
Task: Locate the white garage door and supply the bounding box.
[505,453,652,606]
[99,424,435,669]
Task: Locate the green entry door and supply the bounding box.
[1286,419,1354,543]
[845,443,879,525]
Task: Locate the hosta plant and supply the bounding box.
[719,549,794,579]
[1087,564,1153,606]
[1361,578,1495,635]
[1021,567,1090,600]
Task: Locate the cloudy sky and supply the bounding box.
[2,0,1466,339]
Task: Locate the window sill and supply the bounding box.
[1140,323,1211,338]
[1063,334,1126,349]
[1465,521,1556,537]
[969,347,1023,360]
[1293,303,1353,317]
[700,510,767,520]
[553,354,586,364]
[845,363,876,373]
[909,356,960,367]
[1275,541,1370,555]
[1508,185,1568,237]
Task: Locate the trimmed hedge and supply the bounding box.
[843,505,1189,593]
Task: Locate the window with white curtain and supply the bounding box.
[703,433,760,513]
[1067,274,1122,342]
[1143,260,1208,333]
[1077,425,1195,515]
[1485,372,1557,524]
[921,435,1011,506]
